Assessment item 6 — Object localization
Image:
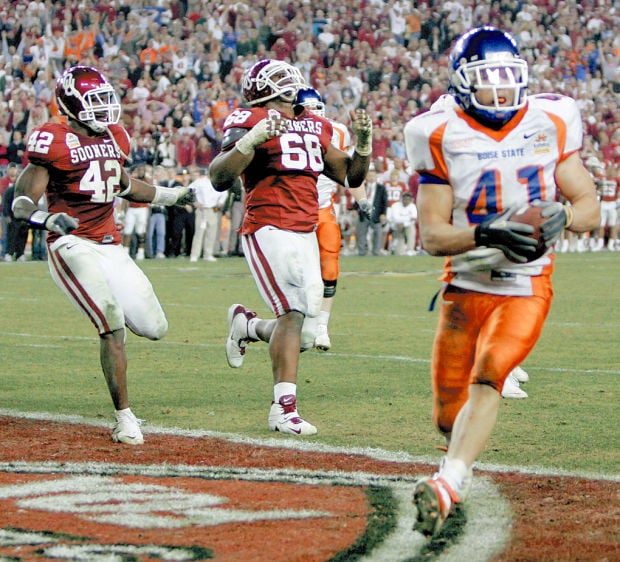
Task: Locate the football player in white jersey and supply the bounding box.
[404,27,600,538]
[295,88,372,351]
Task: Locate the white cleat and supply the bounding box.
[314,324,331,351]
[501,373,528,399]
[112,409,144,445]
[412,476,460,539]
[511,365,530,383]
[226,303,257,368]
[268,394,317,435]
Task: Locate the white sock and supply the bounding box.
[438,457,470,498]
[115,407,132,418]
[274,382,297,402]
[247,318,259,340]
[318,310,330,326]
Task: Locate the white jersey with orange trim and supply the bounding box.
[404,93,583,296]
[317,120,351,210]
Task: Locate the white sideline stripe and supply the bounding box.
[0,460,510,562]
[0,409,618,482]
[2,331,620,375]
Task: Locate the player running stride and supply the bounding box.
[404,27,600,537]
[12,66,190,445]
[210,59,372,435]
[295,87,372,351]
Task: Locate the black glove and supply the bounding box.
[358,198,373,221]
[531,199,569,247]
[474,208,538,263]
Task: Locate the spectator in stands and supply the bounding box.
[0,162,19,256]
[0,0,616,269]
[147,165,169,259]
[389,191,418,256]
[2,174,29,262]
[188,167,227,263]
[7,130,26,168]
[166,168,194,258]
[175,131,197,169]
[355,168,388,256]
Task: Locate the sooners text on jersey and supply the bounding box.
[222,107,333,234]
[26,122,130,244]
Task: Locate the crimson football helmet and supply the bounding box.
[295,87,325,117]
[242,59,306,106]
[55,66,121,133]
[449,27,528,127]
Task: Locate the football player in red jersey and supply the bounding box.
[210,59,372,435]
[12,66,190,446]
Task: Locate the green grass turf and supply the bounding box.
[1,252,618,475]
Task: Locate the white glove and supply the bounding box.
[358,198,373,220]
[152,185,191,206]
[351,109,373,156]
[235,110,289,155]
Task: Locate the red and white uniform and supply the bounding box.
[222,106,333,333]
[26,122,130,245]
[24,122,167,337]
[405,93,583,296]
[599,176,619,228]
[222,106,333,235]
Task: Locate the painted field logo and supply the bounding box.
[0,464,375,561]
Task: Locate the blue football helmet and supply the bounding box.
[295,87,325,117]
[449,27,528,127]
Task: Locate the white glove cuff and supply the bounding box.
[152,185,179,206]
[355,139,372,156]
[235,119,270,155]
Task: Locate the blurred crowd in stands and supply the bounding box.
[1,0,619,260]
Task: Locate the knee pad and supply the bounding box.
[323,279,337,298]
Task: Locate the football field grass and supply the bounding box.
[1,252,618,476]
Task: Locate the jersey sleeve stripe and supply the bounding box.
[429,122,450,181]
[544,110,569,163]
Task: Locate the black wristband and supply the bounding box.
[474,224,484,247]
[28,210,51,230]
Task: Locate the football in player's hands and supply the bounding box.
[505,204,550,261]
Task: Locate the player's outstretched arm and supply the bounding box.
[120,170,190,206]
[13,164,79,235]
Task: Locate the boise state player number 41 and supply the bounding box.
[403,27,600,539]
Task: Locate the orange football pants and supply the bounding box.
[431,271,553,434]
[316,205,341,282]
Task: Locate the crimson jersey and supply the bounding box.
[25,122,130,244]
[221,106,333,234]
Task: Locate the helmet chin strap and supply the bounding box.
[464,106,514,130]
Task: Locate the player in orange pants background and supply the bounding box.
[296,88,372,350]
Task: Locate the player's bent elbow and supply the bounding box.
[419,236,444,256]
